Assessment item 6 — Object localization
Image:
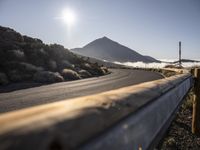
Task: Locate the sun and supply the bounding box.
[61,9,76,26]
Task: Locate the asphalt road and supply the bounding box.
[0,69,163,113]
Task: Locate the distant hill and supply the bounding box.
[144,56,159,62]
[160,59,200,64]
[172,59,200,64]
[71,37,160,63]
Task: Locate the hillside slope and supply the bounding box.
[0,26,108,86]
[72,37,159,63]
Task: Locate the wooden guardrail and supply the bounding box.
[0,72,193,150]
[192,68,200,135]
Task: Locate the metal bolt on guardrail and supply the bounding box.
[192,68,200,135]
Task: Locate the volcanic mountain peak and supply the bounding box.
[72,37,159,63]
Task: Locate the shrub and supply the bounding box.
[48,60,57,71]
[61,69,81,80]
[78,70,92,78]
[0,27,24,42]
[82,63,92,70]
[182,89,194,110]
[164,64,183,69]
[87,66,106,76]
[23,35,43,44]
[7,70,32,82]
[24,48,49,67]
[164,137,176,147]
[19,62,44,73]
[4,62,43,74]
[6,49,25,61]
[101,67,109,74]
[0,50,6,64]
[0,40,19,50]
[0,72,9,85]
[58,60,75,70]
[47,44,66,61]
[161,70,176,77]
[33,71,64,83]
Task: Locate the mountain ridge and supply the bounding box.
[72,36,159,63]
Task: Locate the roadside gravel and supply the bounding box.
[157,90,200,150]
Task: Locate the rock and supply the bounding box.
[78,70,92,78]
[61,69,81,80]
[0,72,9,85]
[33,71,64,83]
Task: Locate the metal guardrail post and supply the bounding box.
[192,68,200,135]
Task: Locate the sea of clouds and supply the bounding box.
[114,59,200,69]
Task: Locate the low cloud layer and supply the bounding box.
[114,60,200,69]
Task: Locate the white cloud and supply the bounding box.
[114,60,200,69]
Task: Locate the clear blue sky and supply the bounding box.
[0,0,199,59]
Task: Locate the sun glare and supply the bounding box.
[61,9,76,26]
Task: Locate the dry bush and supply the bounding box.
[0,27,24,42]
[5,62,44,82]
[24,48,49,67]
[23,35,42,44]
[48,60,57,71]
[59,60,75,70]
[33,71,64,83]
[0,26,110,85]
[7,70,32,82]
[89,66,106,76]
[161,70,177,77]
[181,89,194,111]
[61,69,81,80]
[4,62,43,74]
[78,70,92,78]
[0,72,9,85]
[164,64,183,69]
[6,50,25,61]
[19,62,44,73]
[101,67,109,74]
[47,44,67,61]
[82,63,92,70]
